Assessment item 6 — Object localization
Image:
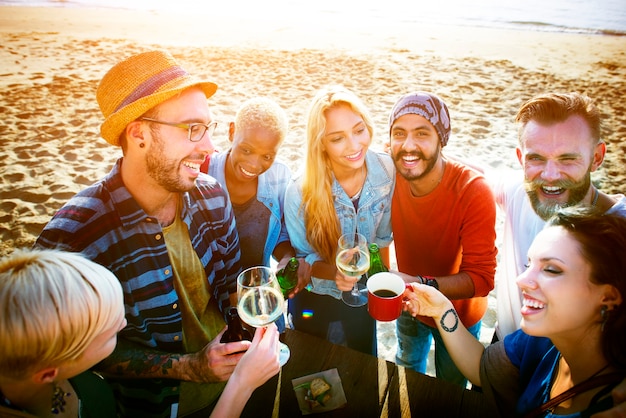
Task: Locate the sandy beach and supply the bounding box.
[1,5,625,367]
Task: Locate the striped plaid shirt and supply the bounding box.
[36,158,241,415]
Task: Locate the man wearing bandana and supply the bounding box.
[387,92,497,387]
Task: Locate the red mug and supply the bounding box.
[367,272,409,321]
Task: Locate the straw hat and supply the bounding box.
[97,50,217,146]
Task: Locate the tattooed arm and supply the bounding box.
[95,328,252,383]
[403,282,485,385]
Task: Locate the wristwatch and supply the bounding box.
[419,275,439,290]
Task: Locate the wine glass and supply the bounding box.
[337,233,370,307]
[237,266,290,366]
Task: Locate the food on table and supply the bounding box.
[295,377,332,410]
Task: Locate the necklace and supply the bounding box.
[51,383,71,414]
[347,165,366,200]
[550,355,611,411]
[0,384,71,415]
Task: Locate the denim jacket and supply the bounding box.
[209,150,292,267]
[285,150,395,299]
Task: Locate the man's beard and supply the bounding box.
[391,143,440,182]
[525,174,592,221]
[145,134,195,193]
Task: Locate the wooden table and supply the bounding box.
[241,329,494,417]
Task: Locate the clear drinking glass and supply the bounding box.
[337,233,370,307]
[236,266,290,365]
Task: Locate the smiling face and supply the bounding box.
[517,115,603,220]
[321,104,371,174]
[516,225,608,341]
[227,125,281,183]
[143,87,215,193]
[389,113,441,181]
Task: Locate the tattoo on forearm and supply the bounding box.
[122,352,177,376]
[440,309,459,333]
[99,340,180,378]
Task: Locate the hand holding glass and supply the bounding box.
[337,233,370,307]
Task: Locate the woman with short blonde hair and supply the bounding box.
[0,249,125,417]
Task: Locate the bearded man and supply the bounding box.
[492,92,626,340]
[36,50,244,417]
[387,92,497,388]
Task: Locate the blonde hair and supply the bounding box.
[301,86,374,263]
[234,97,288,144]
[0,249,123,379]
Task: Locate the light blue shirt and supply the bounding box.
[285,150,395,298]
[209,150,292,267]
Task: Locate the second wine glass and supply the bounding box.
[336,233,370,307]
[236,266,290,365]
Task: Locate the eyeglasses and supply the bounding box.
[140,117,218,142]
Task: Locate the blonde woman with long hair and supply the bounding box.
[284,85,395,354]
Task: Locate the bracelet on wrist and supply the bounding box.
[419,275,439,290]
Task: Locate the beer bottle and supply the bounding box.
[276,257,299,297]
[220,306,253,343]
[367,243,388,278]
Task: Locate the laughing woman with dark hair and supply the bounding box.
[402,208,626,417]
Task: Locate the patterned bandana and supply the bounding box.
[388,92,451,147]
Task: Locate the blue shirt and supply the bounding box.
[504,330,617,417]
[35,158,241,416]
[285,150,395,299]
[208,150,292,267]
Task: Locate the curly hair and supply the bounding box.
[234,97,288,144]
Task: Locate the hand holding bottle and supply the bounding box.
[221,307,253,344]
[276,257,299,298]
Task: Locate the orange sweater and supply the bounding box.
[392,159,497,328]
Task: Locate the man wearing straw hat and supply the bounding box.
[36,50,245,417]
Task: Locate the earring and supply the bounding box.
[600,305,609,331]
[139,142,145,148]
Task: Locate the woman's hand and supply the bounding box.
[402,282,453,320]
[231,323,280,390]
[334,270,359,291]
[292,258,312,297]
[209,324,280,418]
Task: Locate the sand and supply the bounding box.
[1,5,625,367]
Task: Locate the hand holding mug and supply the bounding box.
[402,282,453,320]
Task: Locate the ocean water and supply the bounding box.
[1,0,625,35]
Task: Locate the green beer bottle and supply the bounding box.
[367,243,388,279]
[276,257,299,297]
